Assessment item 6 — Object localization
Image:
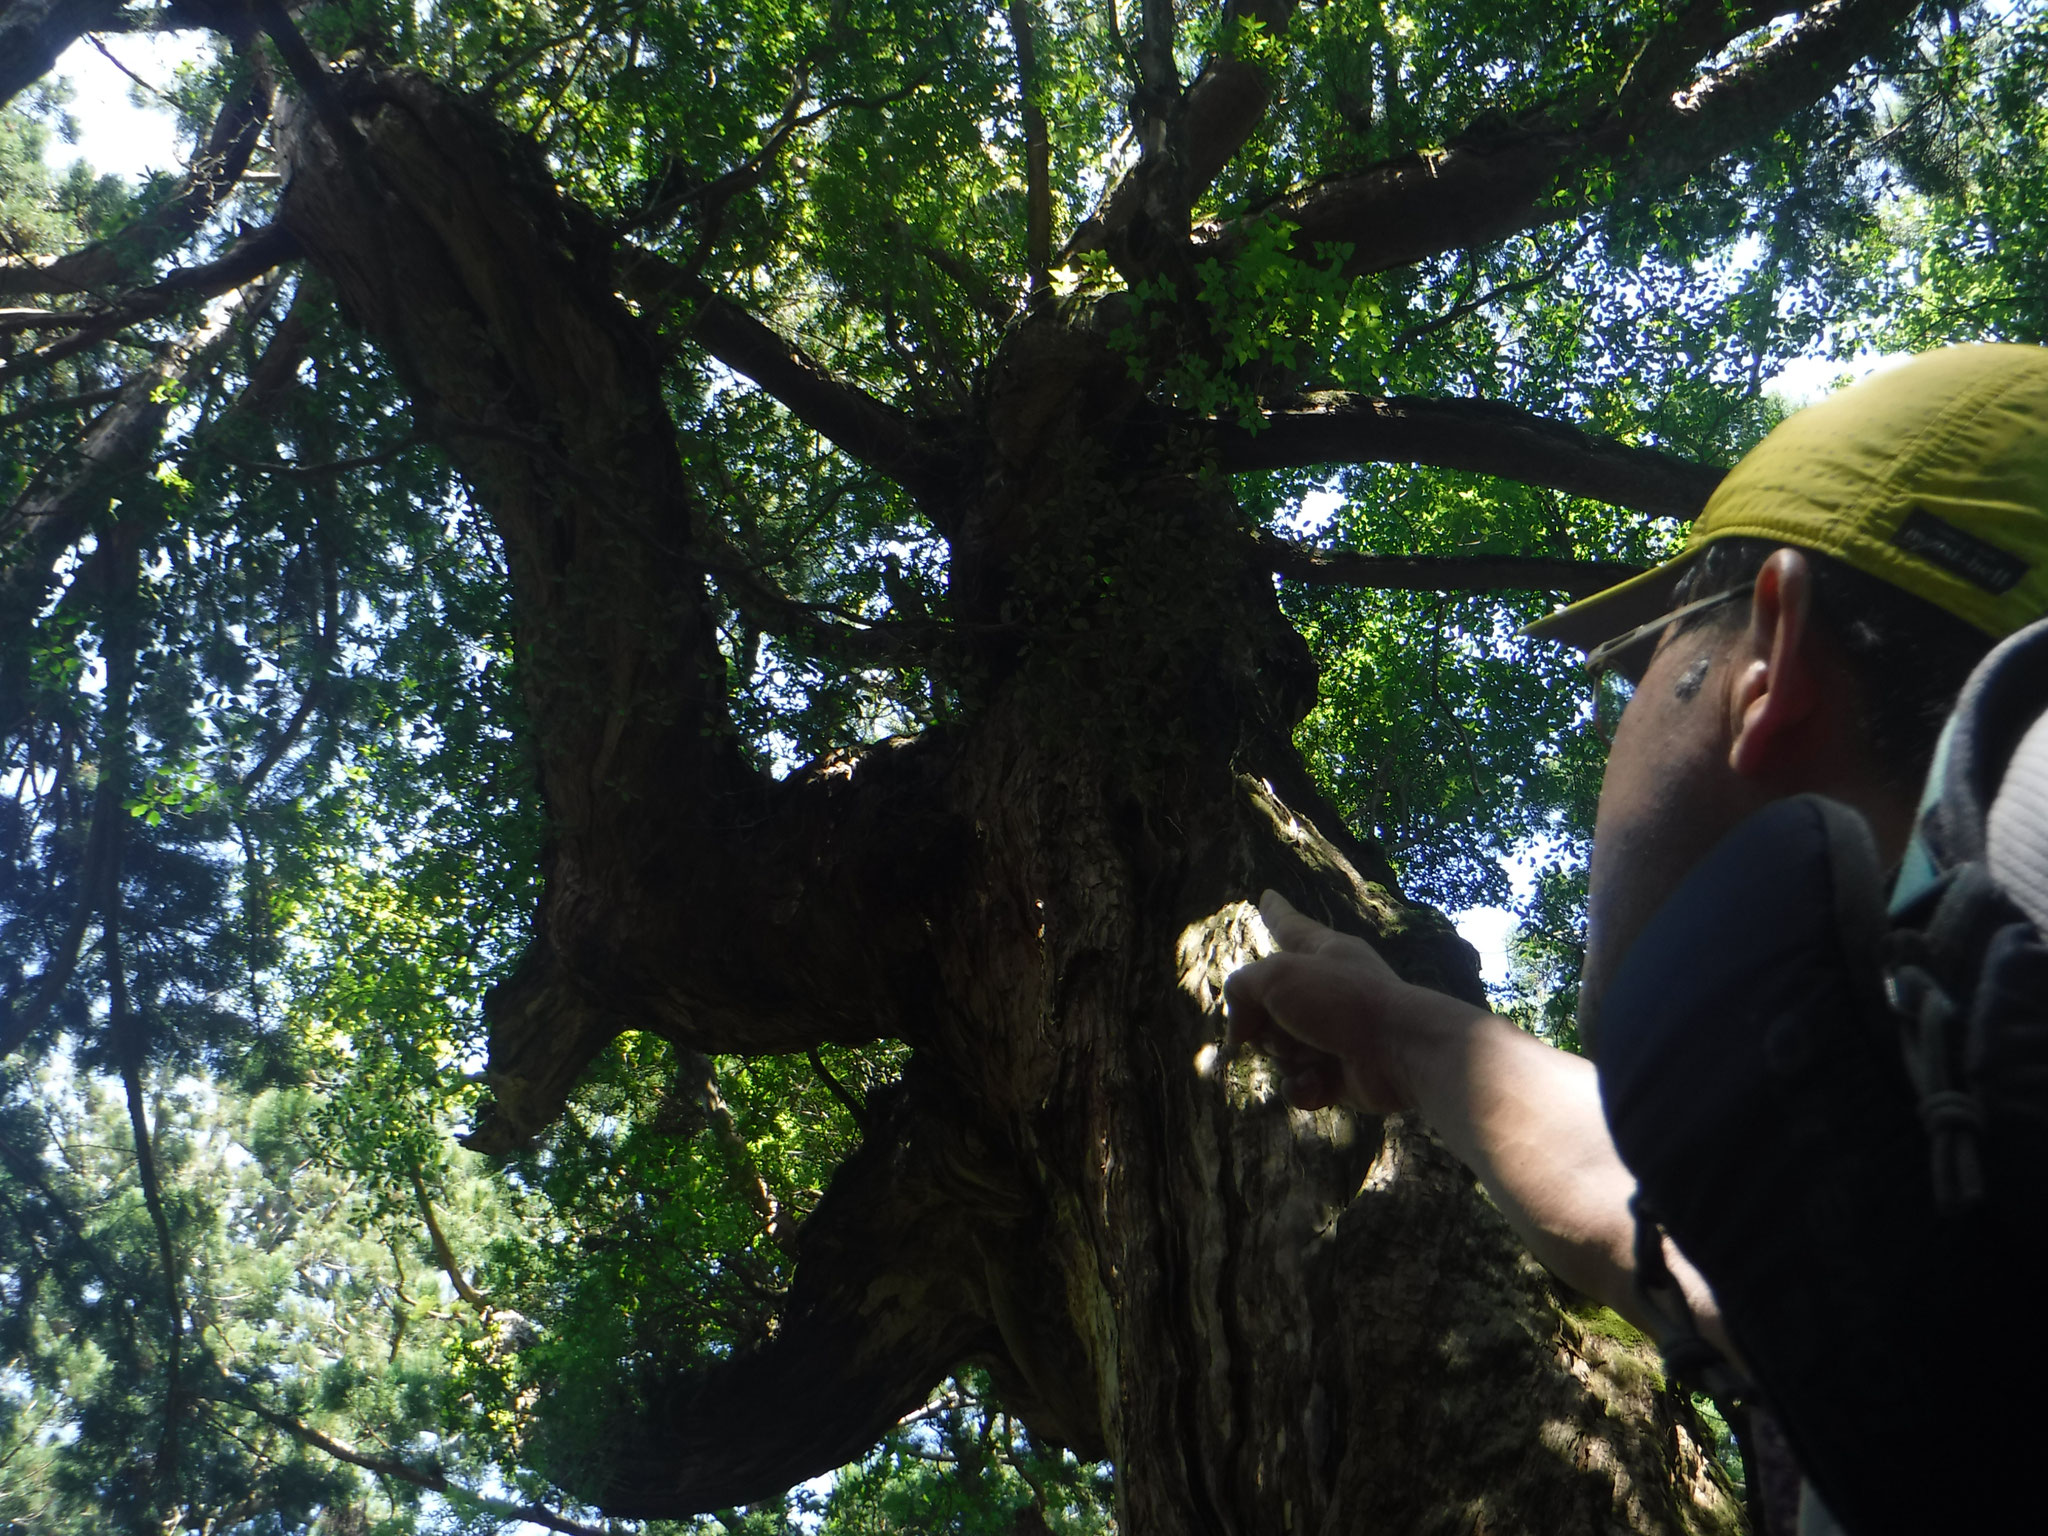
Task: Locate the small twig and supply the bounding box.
[87,34,176,106]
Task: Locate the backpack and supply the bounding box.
[1594,614,2048,1535]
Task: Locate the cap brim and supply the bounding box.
[1518,549,1703,654]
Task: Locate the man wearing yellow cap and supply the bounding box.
[1224,343,2048,1535]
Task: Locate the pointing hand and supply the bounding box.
[1222,889,1427,1113]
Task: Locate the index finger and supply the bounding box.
[1258,889,1343,955]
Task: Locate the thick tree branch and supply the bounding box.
[908,236,1016,324]
[0,58,275,299]
[250,0,372,161]
[0,221,302,388]
[0,386,125,426]
[807,1047,871,1136]
[0,0,130,110]
[1008,1,1052,290]
[556,1092,1078,1519]
[1066,0,1300,278]
[1198,0,1922,278]
[277,69,946,1157]
[1608,0,1781,126]
[1213,392,1724,520]
[618,251,956,506]
[1258,536,1645,597]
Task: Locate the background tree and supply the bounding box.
[2,0,2042,1530]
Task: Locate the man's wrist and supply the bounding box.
[1377,983,1493,1115]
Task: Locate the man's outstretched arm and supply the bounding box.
[1224,889,1724,1343]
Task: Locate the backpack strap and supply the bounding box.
[1987,706,2048,932]
[1885,615,2048,1215]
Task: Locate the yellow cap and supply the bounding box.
[1525,344,2048,652]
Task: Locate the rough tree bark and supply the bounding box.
[261,52,1764,1532]
[0,0,1874,1525]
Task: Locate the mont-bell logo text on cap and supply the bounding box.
[1893,508,2031,595]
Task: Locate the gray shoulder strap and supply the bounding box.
[1988,707,2048,934]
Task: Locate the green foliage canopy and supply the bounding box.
[0,0,2045,1529]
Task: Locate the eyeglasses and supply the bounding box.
[1584,585,1749,742]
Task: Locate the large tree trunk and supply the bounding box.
[276,67,1741,1536]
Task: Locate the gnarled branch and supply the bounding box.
[1198,0,1922,279]
[554,1090,1085,1519]
[1213,392,1724,520]
[1066,0,1300,278]
[409,1169,490,1313]
[618,250,957,507]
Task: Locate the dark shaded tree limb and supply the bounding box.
[276,69,948,1157]
[618,251,957,507]
[0,0,131,111]
[250,0,371,161]
[1213,392,1724,519]
[1607,0,1782,127]
[0,222,302,389]
[908,236,1017,324]
[558,1090,1066,1519]
[1258,535,1646,597]
[1008,1,1053,290]
[1199,0,1923,278]
[0,55,274,299]
[807,1046,871,1136]
[1066,0,1300,280]
[0,386,124,426]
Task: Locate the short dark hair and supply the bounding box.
[1669,537,1996,793]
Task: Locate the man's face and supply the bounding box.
[1577,618,1758,1045]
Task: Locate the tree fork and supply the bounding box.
[270,59,1741,1536]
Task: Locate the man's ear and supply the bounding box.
[1727,548,1823,781]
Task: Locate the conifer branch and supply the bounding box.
[224,1383,613,1536]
